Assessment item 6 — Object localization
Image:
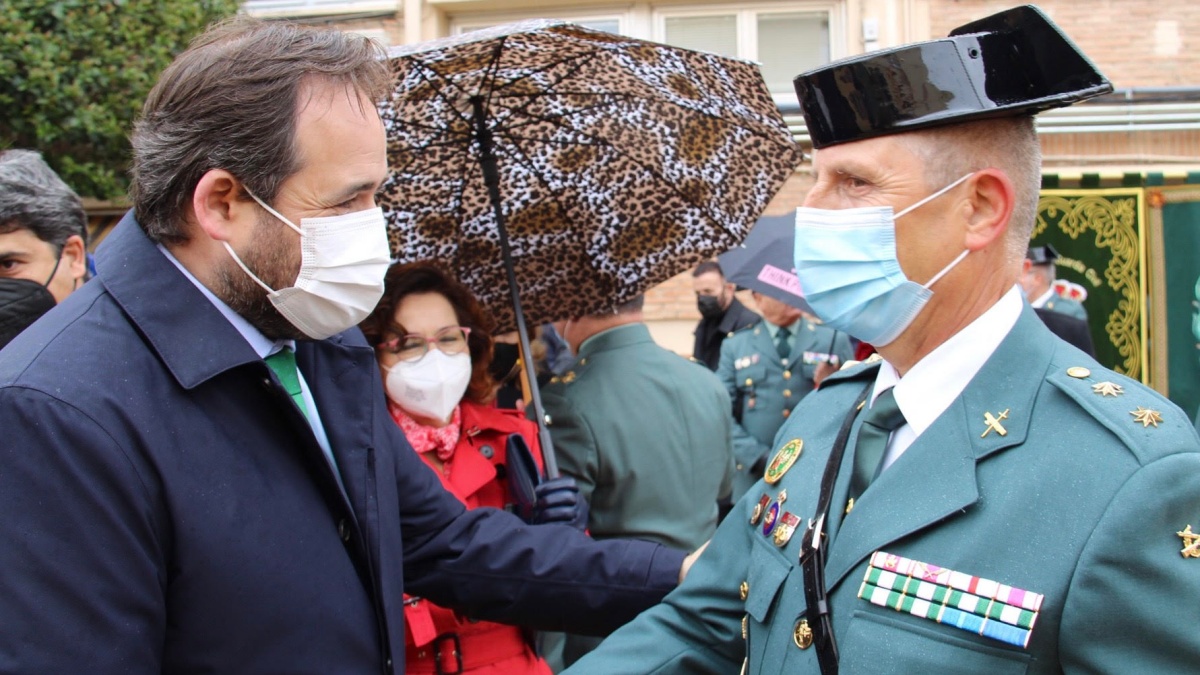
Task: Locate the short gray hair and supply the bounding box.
[900,116,1042,264]
[0,149,88,251]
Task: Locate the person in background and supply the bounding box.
[0,149,90,348]
[1021,244,1087,321]
[540,294,733,669]
[717,291,853,500]
[361,261,585,675]
[691,261,760,370]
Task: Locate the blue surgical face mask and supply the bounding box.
[793,173,973,346]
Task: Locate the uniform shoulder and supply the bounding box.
[818,354,882,387]
[1045,361,1200,465]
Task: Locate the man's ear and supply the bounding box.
[60,234,87,282]
[962,168,1015,251]
[192,169,254,243]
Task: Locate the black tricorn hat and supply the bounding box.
[1026,244,1060,265]
[793,5,1113,149]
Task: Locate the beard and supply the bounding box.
[215,210,305,341]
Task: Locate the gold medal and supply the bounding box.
[764,439,803,485]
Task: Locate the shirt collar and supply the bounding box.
[157,244,293,359]
[873,285,1024,435]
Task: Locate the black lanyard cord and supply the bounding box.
[799,380,873,675]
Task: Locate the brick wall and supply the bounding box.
[927,0,1200,88]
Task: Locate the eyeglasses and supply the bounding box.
[377,326,472,362]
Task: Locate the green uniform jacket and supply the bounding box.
[1041,295,1087,322]
[540,323,733,551]
[717,318,854,501]
[566,308,1200,674]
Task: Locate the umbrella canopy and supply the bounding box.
[379,20,798,476]
[718,212,814,315]
[378,19,800,332]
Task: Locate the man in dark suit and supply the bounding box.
[691,260,760,369]
[0,20,690,673]
[1035,307,1096,356]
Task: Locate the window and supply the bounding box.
[243,0,398,18]
[658,5,833,102]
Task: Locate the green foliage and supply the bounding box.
[0,0,238,199]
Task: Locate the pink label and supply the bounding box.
[757,264,804,296]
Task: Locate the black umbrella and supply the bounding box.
[718,212,814,315]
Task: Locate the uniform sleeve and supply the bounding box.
[562,489,755,674]
[0,387,166,672]
[1059,450,1200,672]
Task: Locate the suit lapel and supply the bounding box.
[824,309,1053,590]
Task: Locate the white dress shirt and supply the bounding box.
[871,285,1025,472]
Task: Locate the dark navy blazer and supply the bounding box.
[0,214,682,674]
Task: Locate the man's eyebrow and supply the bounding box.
[333,181,382,203]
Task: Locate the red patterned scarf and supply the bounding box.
[388,400,462,464]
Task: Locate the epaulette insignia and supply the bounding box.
[1092,381,1123,397]
[839,360,861,371]
[865,353,883,363]
[1129,406,1163,428]
[1178,525,1200,558]
[561,371,577,384]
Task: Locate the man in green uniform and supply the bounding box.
[718,291,853,500]
[540,294,733,668]
[1021,244,1088,321]
[565,6,1200,674]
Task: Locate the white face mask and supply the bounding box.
[224,189,391,340]
[383,350,472,423]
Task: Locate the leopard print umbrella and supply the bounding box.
[379,19,800,333]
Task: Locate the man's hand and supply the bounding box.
[679,540,710,584]
[532,476,589,530]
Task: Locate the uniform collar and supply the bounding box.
[874,286,1024,438]
[577,322,652,357]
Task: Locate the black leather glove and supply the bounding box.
[532,476,589,530]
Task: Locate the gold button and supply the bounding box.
[782,409,790,418]
[794,619,814,649]
[579,358,588,365]
[739,581,749,601]
[783,389,792,397]
[745,378,753,386]
[736,463,744,471]
[1067,366,1090,379]
[783,370,792,379]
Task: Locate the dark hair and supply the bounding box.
[131,17,389,244]
[0,149,87,251]
[692,260,725,278]
[361,261,498,404]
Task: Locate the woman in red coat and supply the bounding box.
[360,261,580,675]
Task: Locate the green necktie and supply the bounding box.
[848,387,906,502]
[265,348,308,421]
[775,326,791,360]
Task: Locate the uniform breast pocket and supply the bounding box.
[839,610,1031,675]
[736,364,768,392]
[744,537,791,666]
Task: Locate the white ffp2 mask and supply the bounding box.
[224,190,391,340]
[383,350,472,423]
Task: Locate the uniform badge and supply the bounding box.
[1130,406,1163,428]
[750,493,770,526]
[860,551,1044,649]
[764,439,803,484]
[1178,524,1200,558]
[980,409,1009,438]
[1092,381,1123,397]
[773,511,801,547]
[761,490,786,537]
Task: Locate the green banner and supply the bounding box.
[1149,187,1200,426]
[1034,189,1145,380]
